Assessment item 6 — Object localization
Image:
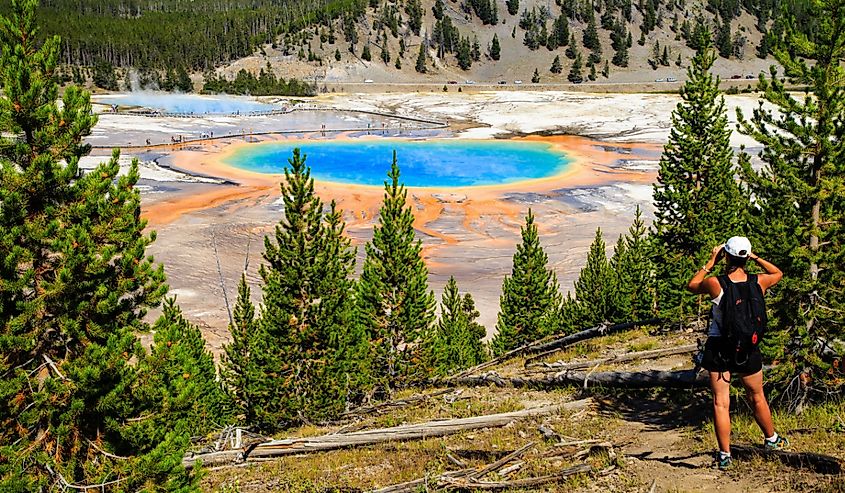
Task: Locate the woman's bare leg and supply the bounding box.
[740,370,775,438]
[710,371,732,453]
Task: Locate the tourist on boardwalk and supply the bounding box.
[686,237,789,470]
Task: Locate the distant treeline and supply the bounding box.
[201,68,316,96]
[25,0,367,70]
[20,0,821,75]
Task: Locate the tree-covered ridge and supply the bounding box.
[22,0,821,78]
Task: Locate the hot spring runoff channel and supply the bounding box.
[223,140,572,187]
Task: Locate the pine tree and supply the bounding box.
[433,0,444,19]
[583,12,601,51]
[491,210,562,355]
[568,52,584,82]
[490,33,501,60]
[255,149,360,428]
[565,34,578,59]
[736,0,845,400]
[222,275,263,424]
[651,31,743,320]
[0,0,193,488]
[588,62,597,81]
[611,206,655,320]
[553,15,570,47]
[416,42,427,72]
[424,277,487,376]
[472,35,481,61]
[506,0,519,15]
[357,152,436,394]
[457,37,473,69]
[362,43,372,61]
[532,68,541,83]
[133,299,232,461]
[572,229,617,326]
[550,55,562,73]
[602,59,610,77]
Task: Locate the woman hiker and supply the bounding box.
[687,236,789,470]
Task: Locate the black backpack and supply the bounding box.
[717,274,767,364]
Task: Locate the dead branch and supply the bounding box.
[183,399,593,469]
[467,442,535,479]
[440,463,592,490]
[731,444,842,474]
[42,354,68,381]
[451,369,708,389]
[441,319,661,382]
[339,389,452,419]
[525,344,699,371]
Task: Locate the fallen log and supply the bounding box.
[442,319,661,381]
[451,369,708,389]
[183,399,593,468]
[525,344,699,371]
[731,444,842,474]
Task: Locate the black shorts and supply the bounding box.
[701,337,763,375]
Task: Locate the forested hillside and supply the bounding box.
[24,0,819,87]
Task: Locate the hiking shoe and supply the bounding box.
[764,435,789,450]
[715,454,732,470]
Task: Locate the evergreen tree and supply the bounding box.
[490,210,562,355]
[335,48,342,61]
[568,52,584,82]
[433,0,444,19]
[175,65,192,92]
[362,43,372,61]
[716,20,732,58]
[736,0,845,400]
[611,206,655,320]
[472,36,482,62]
[506,0,519,15]
[415,42,427,72]
[652,31,743,320]
[356,152,436,394]
[381,44,391,63]
[93,59,118,90]
[565,34,578,59]
[582,12,601,51]
[552,14,570,47]
[457,37,473,69]
[423,277,487,376]
[602,59,610,77]
[532,68,541,83]
[255,149,360,429]
[550,54,563,73]
[222,275,264,425]
[0,0,194,488]
[572,229,617,326]
[405,0,423,35]
[588,62,597,80]
[133,299,232,466]
[490,33,501,60]
[395,56,402,69]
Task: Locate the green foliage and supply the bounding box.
[490,33,501,60]
[251,149,362,430]
[506,0,519,16]
[415,42,427,72]
[0,1,202,489]
[567,52,583,82]
[571,228,617,326]
[532,67,540,83]
[736,0,845,401]
[356,152,436,394]
[93,59,118,89]
[611,206,656,321]
[491,210,562,355]
[423,277,488,376]
[221,275,265,425]
[651,30,743,320]
[550,55,562,73]
[362,43,372,61]
[202,68,314,97]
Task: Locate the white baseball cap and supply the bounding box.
[724,236,752,258]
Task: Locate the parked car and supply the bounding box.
[514,80,523,84]
[364,79,374,83]
[655,78,665,82]
[666,77,677,82]
[448,80,458,84]
[731,74,742,79]
[498,80,507,84]
[745,74,755,79]
[465,80,476,84]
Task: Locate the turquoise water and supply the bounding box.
[97,93,274,114]
[224,140,570,187]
